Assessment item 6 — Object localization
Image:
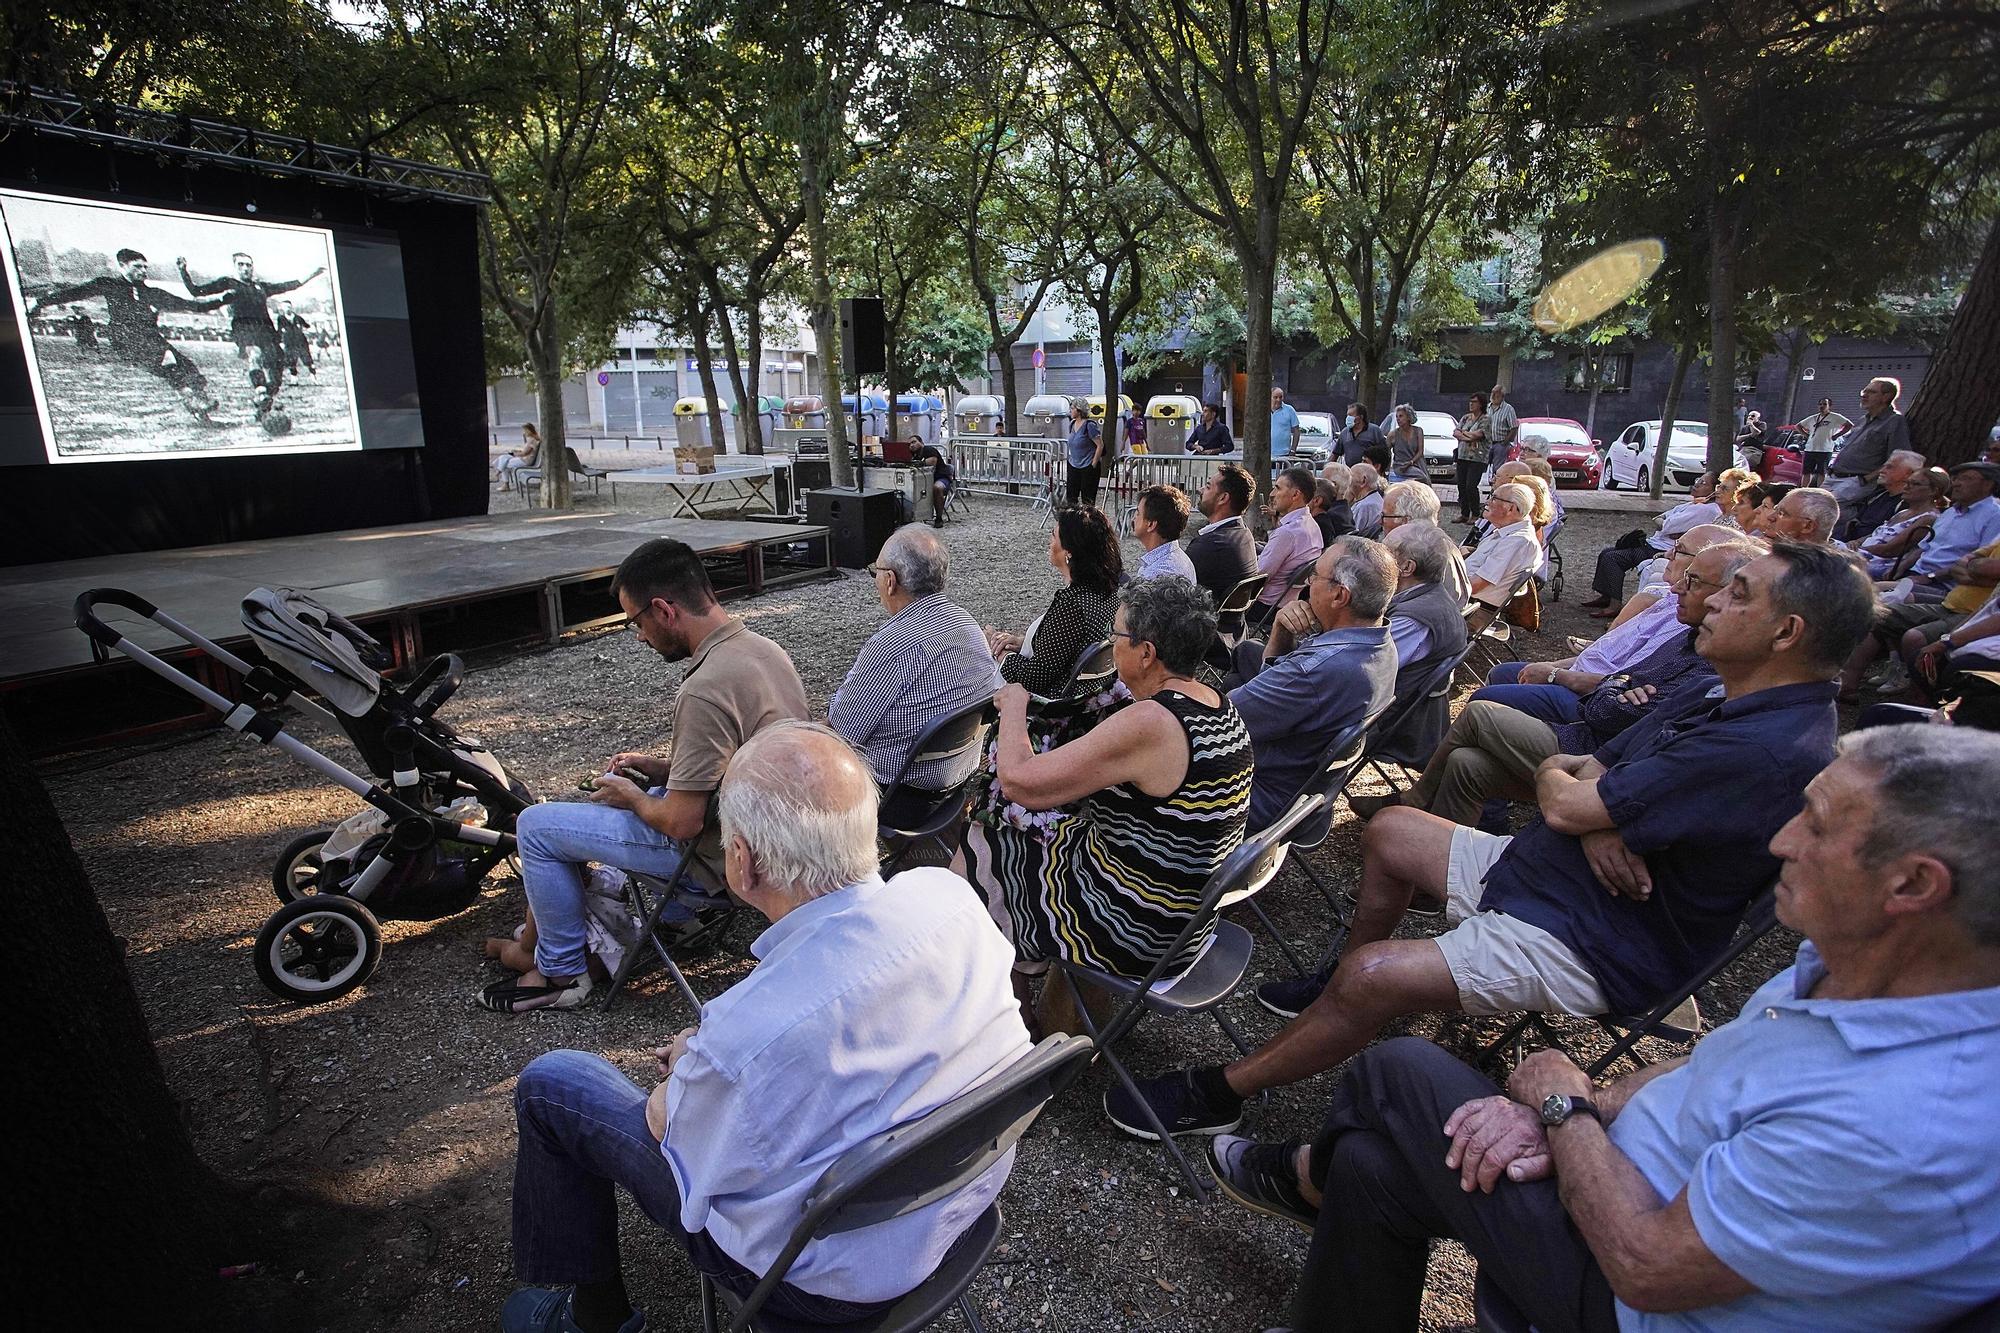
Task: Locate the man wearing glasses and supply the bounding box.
[480,538,808,1013]
[1349,541,1757,827]
[1825,377,1914,512]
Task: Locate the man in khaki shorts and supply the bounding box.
[1103,544,1880,1141]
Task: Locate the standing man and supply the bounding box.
[480,538,809,1013]
[1063,400,1108,507]
[1187,400,1233,455]
[28,248,222,423]
[1799,396,1851,487]
[1485,383,1519,483]
[1824,377,1914,512]
[177,251,326,422]
[275,300,316,377]
[1270,386,1302,461]
[1133,485,1199,583]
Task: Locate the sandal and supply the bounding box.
[477,975,593,1013]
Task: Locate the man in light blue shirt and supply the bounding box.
[1902,462,2000,601]
[1133,483,1199,583]
[1210,725,2000,1333]
[1270,386,1302,460]
[502,723,1032,1333]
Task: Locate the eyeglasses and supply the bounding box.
[864,564,888,577]
[623,600,669,631]
[1675,570,1724,593]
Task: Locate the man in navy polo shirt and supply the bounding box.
[1104,543,1878,1140]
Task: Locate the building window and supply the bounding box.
[1564,351,1633,393]
[1438,355,1500,396]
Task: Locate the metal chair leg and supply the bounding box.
[700,1276,720,1333]
[959,1292,989,1333]
[1242,896,1308,976]
[1213,1009,1254,1057]
[1064,971,1211,1199]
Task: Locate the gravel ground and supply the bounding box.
[42,484,1797,1332]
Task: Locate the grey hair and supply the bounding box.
[1320,460,1351,495]
[1490,482,1534,515]
[1698,539,1763,579]
[1326,536,1397,622]
[1118,575,1218,676]
[1384,479,1441,524]
[1384,521,1454,585]
[1393,402,1417,423]
[1885,449,1927,474]
[1350,463,1384,494]
[878,524,949,597]
[1870,375,1903,403]
[1763,541,1878,673]
[717,721,881,902]
[1839,727,2000,946]
[1785,487,1841,541]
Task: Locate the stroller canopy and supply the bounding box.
[241,588,386,718]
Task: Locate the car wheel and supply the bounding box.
[1602,464,1619,491]
[1637,465,1651,493]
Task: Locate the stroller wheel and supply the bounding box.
[272,829,341,903]
[254,895,383,1003]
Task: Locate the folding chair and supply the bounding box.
[877,700,998,876]
[1211,572,1268,650]
[1469,884,1781,1080]
[1040,637,1116,704]
[1360,641,1480,794]
[566,446,610,497]
[1243,560,1315,642]
[1053,794,1329,1197]
[700,1033,1096,1333]
[1461,567,1538,679]
[600,844,720,1016]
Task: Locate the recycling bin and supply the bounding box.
[1145,394,1204,455]
[1022,393,1073,440]
[955,394,1002,436]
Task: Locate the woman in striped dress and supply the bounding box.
[963,576,1254,999]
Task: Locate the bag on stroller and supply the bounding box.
[77,586,536,1004]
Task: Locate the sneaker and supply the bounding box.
[1346,792,1399,822]
[500,1288,646,1333]
[1103,1068,1242,1141]
[1256,962,1333,1020]
[653,888,732,949]
[1208,1134,1318,1232]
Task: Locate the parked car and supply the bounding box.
[1292,411,1336,465]
[1510,417,1602,489]
[1601,419,1714,492]
[1413,411,1461,483]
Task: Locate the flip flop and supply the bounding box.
[477,976,592,1013]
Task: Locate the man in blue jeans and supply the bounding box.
[479,538,808,1013]
[502,724,1032,1333]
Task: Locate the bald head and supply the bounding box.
[719,722,880,904]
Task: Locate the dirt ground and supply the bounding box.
[42,492,1798,1332]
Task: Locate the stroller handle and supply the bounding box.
[75,587,161,650]
[403,653,465,721]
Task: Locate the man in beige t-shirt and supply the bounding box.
[480,538,808,1013]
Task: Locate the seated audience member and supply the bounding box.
[1381,479,1470,605]
[1840,535,2000,702]
[1212,726,2000,1333]
[1912,584,2000,706]
[483,539,809,1014]
[1837,448,1927,543]
[1851,466,1945,578]
[1252,466,1328,620]
[1309,475,1354,544]
[984,506,1121,696]
[1460,460,1529,551]
[1462,484,1540,609]
[1724,480,1773,534]
[1347,463,1387,538]
[1186,400,1233,455]
[1584,471,1722,610]
[1186,463,1259,604]
[1354,541,1756,828]
[501,723,1032,1333]
[910,443,955,526]
[1104,543,1875,1140]
[1762,485,1841,546]
[962,577,1252,1017]
[1892,461,2000,604]
[1133,484,1199,583]
[1474,525,1742,727]
[1229,538,1401,829]
[1371,523,1473,763]
[829,524,1002,789]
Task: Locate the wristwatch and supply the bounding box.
[1540,1092,1604,1128]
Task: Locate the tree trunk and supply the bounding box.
[1705,192,1742,479]
[800,106,852,488]
[1239,239,1278,529]
[528,304,571,509]
[1779,327,1808,426]
[1908,212,2000,469]
[4,714,224,1323]
[713,300,757,457]
[742,305,768,455]
[692,309,728,454]
[1650,340,1696,499]
[994,341,1022,438]
[1097,299,1122,466]
[1583,350,1605,440]
[1355,342,1384,420]
[884,327,902,444]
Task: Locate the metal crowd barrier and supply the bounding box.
[949,437,1058,516]
[1103,453,1229,534]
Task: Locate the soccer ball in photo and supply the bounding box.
[261,409,293,437]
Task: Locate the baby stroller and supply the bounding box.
[76,586,535,1004]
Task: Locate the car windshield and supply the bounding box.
[1416,412,1457,438]
[1298,414,1334,438]
[1521,423,1589,449]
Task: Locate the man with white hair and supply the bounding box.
[1893,462,2000,604]
[1348,463,1387,538]
[1381,479,1469,604]
[501,723,1032,1333]
[1762,486,1841,546]
[1837,448,1926,543]
[830,524,1002,788]
[1372,523,1473,763]
[1583,472,1723,609]
[1825,377,1914,511]
[1462,483,1540,609]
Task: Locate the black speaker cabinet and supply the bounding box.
[838,297,887,374]
[806,487,900,569]
[791,457,832,493]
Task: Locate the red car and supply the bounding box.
[1509,417,1602,489]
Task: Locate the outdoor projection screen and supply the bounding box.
[0,188,421,464]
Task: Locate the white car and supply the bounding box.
[1414,411,1461,483]
[1601,420,1714,493]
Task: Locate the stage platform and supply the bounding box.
[1,509,832,752]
